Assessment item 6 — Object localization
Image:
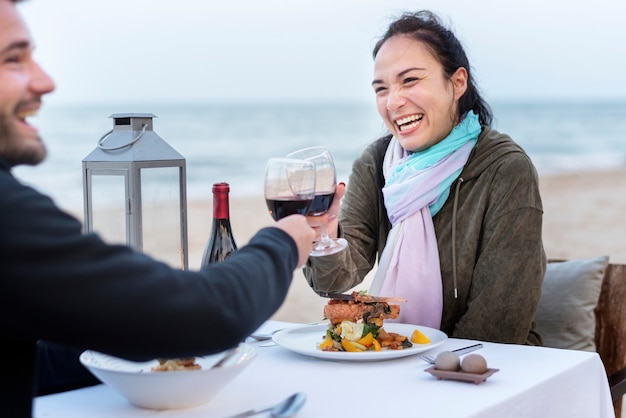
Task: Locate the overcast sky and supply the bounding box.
[18,0,626,105]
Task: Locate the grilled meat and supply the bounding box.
[324,295,401,326]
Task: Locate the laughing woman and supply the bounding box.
[304,10,546,345]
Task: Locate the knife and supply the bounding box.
[320,291,407,303]
[452,343,483,356]
[319,291,354,300]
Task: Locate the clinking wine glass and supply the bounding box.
[286,146,348,256]
[264,158,316,221]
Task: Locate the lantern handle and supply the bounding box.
[97,123,148,151]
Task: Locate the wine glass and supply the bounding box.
[264,158,316,221]
[286,146,348,256]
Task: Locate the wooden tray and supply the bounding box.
[424,366,499,384]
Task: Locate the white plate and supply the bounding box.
[272,323,447,361]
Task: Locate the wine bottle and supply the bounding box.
[200,182,237,267]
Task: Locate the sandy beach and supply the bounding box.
[174,168,626,324]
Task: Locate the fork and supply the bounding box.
[248,321,326,342]
[248,329,283,342]
[420,343,483,364]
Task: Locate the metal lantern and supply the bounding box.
[82,113,188,269]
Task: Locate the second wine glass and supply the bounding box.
[264,158,316,221]
[286,146,348,256]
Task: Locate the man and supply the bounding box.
[0,1,315,416]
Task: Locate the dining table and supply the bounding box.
[34,320,615,418]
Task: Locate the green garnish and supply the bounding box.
[362,323,380,339]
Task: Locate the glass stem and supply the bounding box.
[316,223,333,249]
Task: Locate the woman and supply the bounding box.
[304,10,545,345]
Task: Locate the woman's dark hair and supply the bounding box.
[373,10,492,127]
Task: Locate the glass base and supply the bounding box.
[309,238,348,257]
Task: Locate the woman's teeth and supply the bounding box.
[396,115,422,131]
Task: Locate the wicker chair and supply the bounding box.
[595,263,626,417]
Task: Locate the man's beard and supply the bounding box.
[0,112,47,167]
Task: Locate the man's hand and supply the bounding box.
[275,215,316,268]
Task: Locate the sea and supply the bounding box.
[12,100,626,213]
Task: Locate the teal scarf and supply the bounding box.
[385,111,481,218]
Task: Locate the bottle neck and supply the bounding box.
[212,184,230,220]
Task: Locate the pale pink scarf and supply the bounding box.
[369,125,477,327]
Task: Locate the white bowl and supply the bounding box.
[79,343,256,410]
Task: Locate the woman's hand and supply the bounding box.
[306,182,345,242]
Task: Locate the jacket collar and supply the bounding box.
[460,127,526,181]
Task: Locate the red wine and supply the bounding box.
[266,197,313,221]
[307,192,335,216]
[201,182,238,267]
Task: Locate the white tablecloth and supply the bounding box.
[34,321,614,418]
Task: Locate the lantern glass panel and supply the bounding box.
[141,167,183,268]
[91,174,127,245]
